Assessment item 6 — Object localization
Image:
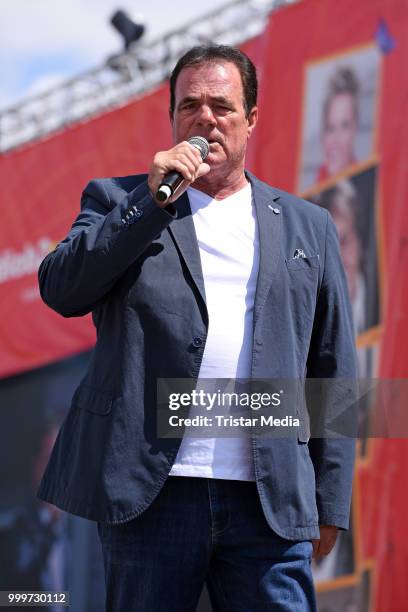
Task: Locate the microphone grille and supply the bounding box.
[188,136,210,160]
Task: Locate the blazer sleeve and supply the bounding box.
[38,178,177,318]
[306,209,358,530]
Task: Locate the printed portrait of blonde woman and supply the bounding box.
[317,67,360,182]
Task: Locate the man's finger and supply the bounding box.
[312,526,338,558]
[196,162,211,179]
[320,534,337,555]
[311,538,320,558]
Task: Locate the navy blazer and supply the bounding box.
[37,171,357,541]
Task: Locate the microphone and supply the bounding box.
[156,136,210,203]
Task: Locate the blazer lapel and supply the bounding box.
[247,172,283,329]
[167,191,207,308]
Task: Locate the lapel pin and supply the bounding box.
[268,204,280,214]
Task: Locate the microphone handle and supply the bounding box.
[156,171,184,203]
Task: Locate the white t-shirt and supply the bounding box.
[169,181,259,481]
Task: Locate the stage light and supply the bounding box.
[110,9,145,50]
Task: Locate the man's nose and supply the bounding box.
[197,105,216,126]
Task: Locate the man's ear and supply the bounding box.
[247,106,258,138]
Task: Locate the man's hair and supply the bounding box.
[169,44,258,118]
[323,66,360,126]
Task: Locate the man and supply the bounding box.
[37,45,357,611]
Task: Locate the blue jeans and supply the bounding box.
[97,476,316,611]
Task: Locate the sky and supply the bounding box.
[0,0,227,111]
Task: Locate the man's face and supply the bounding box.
[322,93,357,176]
[171,61,257,173]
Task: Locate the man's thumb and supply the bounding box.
[197,162,211,178]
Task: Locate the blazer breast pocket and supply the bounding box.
[285,254,320,271]
[284,255,319,341]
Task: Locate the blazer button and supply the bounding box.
[193,337,202,347]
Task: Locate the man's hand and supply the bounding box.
[148,141,211,207]
[311,525,338,558]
